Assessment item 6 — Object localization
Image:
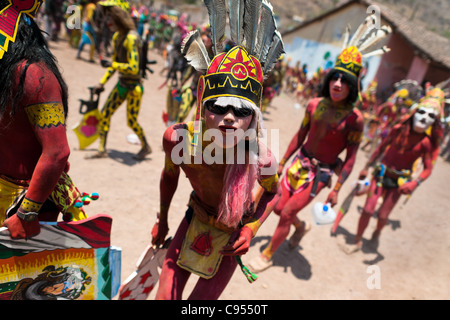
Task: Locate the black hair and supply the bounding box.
[320,69,359,104]
[0,16,68,118]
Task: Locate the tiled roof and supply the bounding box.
[283,0,450,70]
[370,0,450,69]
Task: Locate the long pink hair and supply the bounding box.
[211,96,262,228]
[217,162,258,228]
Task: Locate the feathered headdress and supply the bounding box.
[334,14,392,80]
[0,0,44,60]
[181,0,285,154]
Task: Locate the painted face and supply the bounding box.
[204,100,254,148]
[329,72,350,103]
[412,106,437,133]
[105,14,117,32]
[201,34,212,49]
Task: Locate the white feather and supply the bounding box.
[348,14,376,47]
[341,24,351,50]
[181,30,211,71]
[358,25,392,52]
[263,30,285,75]
[362,46,390,58]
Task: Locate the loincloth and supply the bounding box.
[282,149,334,196]
[176,193,252,279]
[374,164,412,189]
[0,175,28,223]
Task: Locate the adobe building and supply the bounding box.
[281,0,450,102]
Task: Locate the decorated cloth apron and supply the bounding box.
[177,193,246,279]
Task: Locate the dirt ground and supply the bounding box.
[51,38,449,300]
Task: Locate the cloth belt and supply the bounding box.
[188,192,254,234]
[300,148,334,197]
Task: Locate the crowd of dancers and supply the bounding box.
[1,0,449,300]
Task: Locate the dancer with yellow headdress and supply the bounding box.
[249,14,392,272]
[150,0,283,300]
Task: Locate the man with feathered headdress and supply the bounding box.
[249,14,392,272]
[150,0,283,300]
[0,0,90,239]
[345,88,445,253]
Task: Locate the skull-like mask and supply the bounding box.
[412,106,437,133]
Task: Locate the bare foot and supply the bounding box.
[338,237,362,255]
[248,254,273,274]
[133,144,152,161]
[343,241,362,255]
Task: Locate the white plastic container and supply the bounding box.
[312,202,336,225]
[355,178,371,196]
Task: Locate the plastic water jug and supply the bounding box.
[312,202,336,225]
[355,177,370,196]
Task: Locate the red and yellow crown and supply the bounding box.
[334,46,363,79]
[0,0,43,59]
[199,46,264,107]
[190,46,264,154]
[418,88,445,116]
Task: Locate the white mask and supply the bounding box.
[412,107,437,133]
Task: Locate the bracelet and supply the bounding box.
[21,197,43,213]
[333,182,342,192]
[415,178,423,186]
[279,158,287,166]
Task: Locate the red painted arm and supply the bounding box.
[152,126,181,246]
[22,63,70,207]
[2,63,69,239]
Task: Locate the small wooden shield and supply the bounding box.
[0,214,121,300]
[118,238,171,300]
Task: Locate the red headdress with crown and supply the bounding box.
[181,0,285,153]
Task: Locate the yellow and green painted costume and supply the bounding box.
[97,30,148,153]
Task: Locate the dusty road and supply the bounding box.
[51,38,449,300]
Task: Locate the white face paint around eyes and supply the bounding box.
[412,107,437,133]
